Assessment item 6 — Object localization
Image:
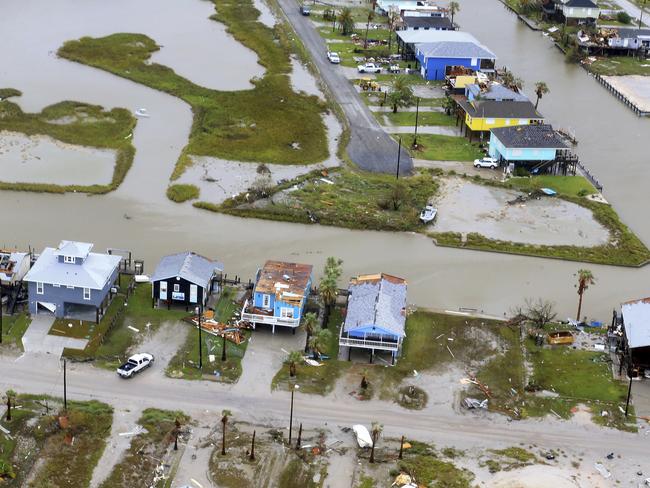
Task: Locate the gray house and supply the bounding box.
[24,241,121,322]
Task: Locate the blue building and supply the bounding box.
[339,273,407,364]
[241,260,313,333]
[489,124,568,168]
[24,241,121,322]
[396,30,495,81]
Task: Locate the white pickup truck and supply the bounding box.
[117,353,154,378]
[357,62,381,73]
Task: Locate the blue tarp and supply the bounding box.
[541,188,557,196]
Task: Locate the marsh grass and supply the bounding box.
[58,0,328,180]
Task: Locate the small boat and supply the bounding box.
[419,205,437,224]
[541,188,557,196]
[134,108,150,118]
[352,425,373,448]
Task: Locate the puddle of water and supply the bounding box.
[253,0,276,28]
[291,57,325,99]
[0,131,115,186]
[433,179,610,247]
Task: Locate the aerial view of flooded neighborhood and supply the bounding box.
[3,0,650,486]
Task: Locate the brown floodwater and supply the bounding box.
[0,0,649,320]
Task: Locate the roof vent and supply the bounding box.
[283,274,291,281]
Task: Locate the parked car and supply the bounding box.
[357,62,381,73]
[327,51,341,64]
[300,5,311,15]
[473,157,498,169]
[117,353,154,378]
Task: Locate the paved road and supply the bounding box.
[277,0,413,175]
[2,352,646,464]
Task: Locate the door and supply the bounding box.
[190,284,198,303]
[160,281,167,300]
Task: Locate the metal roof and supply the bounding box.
[490,124,568,149]
[616,28,650,39]
[403,16,453,29]
[344,273,407,337]
[621,297,650,349]
[416,41,496,60]
[0,251,29,283]
[24,245,121,290]
[398,29,478,45]
[254,261,313,299]
[54,240,93,259]
[150,252,223,289]
[466,83,529,102]
[563,0,599,7]
[457,98,543,119]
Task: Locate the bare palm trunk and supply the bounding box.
[364,22,370,49]
[304,332,311,353]
[576,292,584,322]
[250,430,256,461]
[535,96,540,109]
[222,421,227,455]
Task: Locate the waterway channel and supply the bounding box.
[0,0,649,319]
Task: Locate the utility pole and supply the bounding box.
[0,290,3,344]
[250,430,256,461]
[639,1,646,29]
[196,304,203,370]
[625,369,633,417]
[413,97,420,148]
[296,423,303,450]
[63,359,67,412]
[396,137,402,180]
[288,384,299,444]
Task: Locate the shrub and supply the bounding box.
[166,184,200,203]
[513,167,530,177]
[617,11,632,24]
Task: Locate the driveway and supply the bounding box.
[21,315,88,357]
[276,0,413,175]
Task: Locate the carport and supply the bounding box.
[63,302,99,322]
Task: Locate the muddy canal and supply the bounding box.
[0,0,649,319]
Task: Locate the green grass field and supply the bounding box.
[379,111,456,126]
[588,55,650,76]
[399,134,484,161]
[167,183,200,203]
[0,313,31,349]
[0,100,136,194]
[58,0,328,180]
[509,175,596,197]
[166,287,250,382]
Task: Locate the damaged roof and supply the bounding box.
[457,98,543,119]
[490,124,568,149]
[254,261,313,298]
[344,273,407,337]
[621,297,650,349]
[151,252,223,289]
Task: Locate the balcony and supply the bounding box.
[339,330,401,352]
[240,299,300,329]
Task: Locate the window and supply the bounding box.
[486,118,495,125]
[173,284,180,292]
[64,255,75,264]
[36,282,44,295]
[505,119,511,125]
[281,307,294,318]
[53,284,60,288]
[262,294,271,308]
[67,285,74,290]
[83,288,91,300]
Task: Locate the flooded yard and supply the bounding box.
[0,131,115,186]
[432,178,610,247]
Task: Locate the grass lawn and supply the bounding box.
[210,169,439,232]
[399,134,484,161]
[30,400,113,487]
[360,92,443,108]
[167,183,200,203]
[588,55,650,76]
[166,287,250,382]
[379,110,455,126]
[508,175,596,197]
[50,317,96,339]
[272,307,350,395]
[0,313,31,349]
[99,408,189,487]
[58,0,328,180]
[0,100,135,194]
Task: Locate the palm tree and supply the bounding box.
[324,256,343,281]
[338,8,355,36]
[309,329,332,360]
[320,257,343,326]
[449,1,460,26]
[369,422,383,463]
[387,75,415,113]
[5,390,15,421]
[302,312,319,353]
[364,10,375,49]
[221,409,231,455]
[576,269,595,322]
[287,350,303,377]
[501,71,524,92]
[442,96,456,116]
[534,81,549,109]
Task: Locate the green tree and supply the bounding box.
[338,8,355,36]
[221,409,231,455]
[575,269,595,322]
[534,81,549,109]
[319,257,343,327]
[617,11,632,24]
[309,329,332,359]
[364,10,375,49]
[388,180,408,210]
[369,422,383,463]
[302,312,319,353]
[449,1,460,25]
[442,95,456,115]
[287,350,304,377]
[324,256,343,281]
[5,390,15,421]
[501,71,524,91]
[387,75,415,113]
